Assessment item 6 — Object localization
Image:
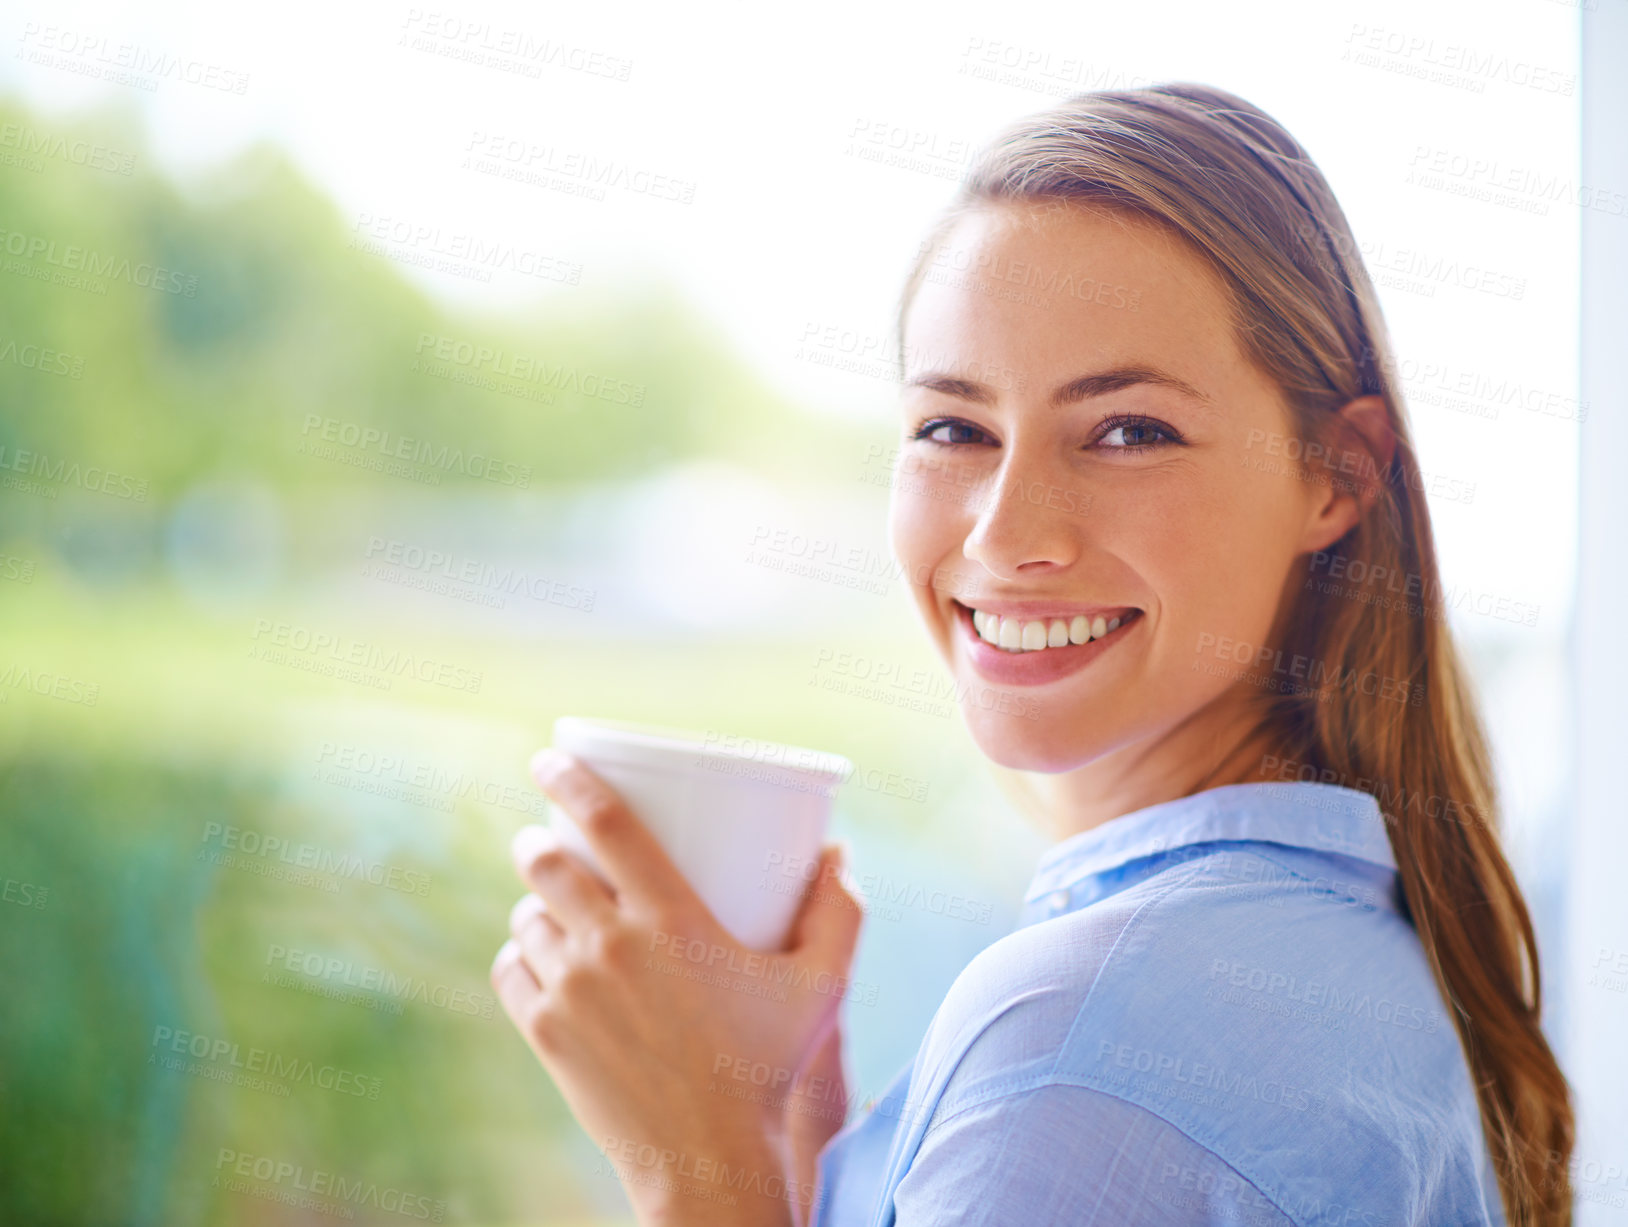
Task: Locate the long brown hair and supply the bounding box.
[895,83,1573,1225]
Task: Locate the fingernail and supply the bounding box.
[491,938,522,974]
[512,824,556,869]
[509,893,546,931]
[530,747,570,785]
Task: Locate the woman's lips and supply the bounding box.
[952,600,1143,687]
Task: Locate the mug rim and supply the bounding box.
[551,715,853,787]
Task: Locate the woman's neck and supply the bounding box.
[1026,690,1289,842]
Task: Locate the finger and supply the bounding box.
[529,749,704,920]
[789,1019,848,1131]
[511,824,617,931]
[509,893,566,984]
[786,842,864,967]
[491,938,543,1041]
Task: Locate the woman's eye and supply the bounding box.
[1098,418,1180,449]
[910,419,991,446]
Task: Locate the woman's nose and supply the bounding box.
[960,457,1087,580]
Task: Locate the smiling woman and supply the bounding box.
[491,82,1573,1227]
[891,195,1391,774]
[859,83,1570,1225]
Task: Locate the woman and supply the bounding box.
[490,83,1574,1226]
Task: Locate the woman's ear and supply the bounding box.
[1298,394,1398,554]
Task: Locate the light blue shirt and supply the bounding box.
[813,782,1507,1226]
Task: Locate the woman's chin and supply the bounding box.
[962,714,1097,774]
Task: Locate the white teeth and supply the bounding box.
[998,617,1022,650]
[967,606,1130,653]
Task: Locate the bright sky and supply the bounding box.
[3,0,1582,629]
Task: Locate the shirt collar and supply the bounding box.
[1023,781,1395,904]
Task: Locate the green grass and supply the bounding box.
[0,572,997,1225]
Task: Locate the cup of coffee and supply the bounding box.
[545,716,854,951]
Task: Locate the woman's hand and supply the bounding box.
[780,1017,852,1225]
[491,748,864,1227]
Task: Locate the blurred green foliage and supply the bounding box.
[0,96,882,504]
[0,95,1006,1227]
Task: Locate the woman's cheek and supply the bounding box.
[889,482,957,585]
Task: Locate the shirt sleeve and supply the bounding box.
[891,1082,1297,1226]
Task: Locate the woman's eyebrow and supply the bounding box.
[904,365,1213,409]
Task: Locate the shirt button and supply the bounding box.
[1047,889,1071,914]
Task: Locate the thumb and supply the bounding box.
[787,841,864,966]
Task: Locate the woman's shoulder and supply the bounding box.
[926,843,1431,1052]
[936,843,1441,1029]
[911,844,1500,1223]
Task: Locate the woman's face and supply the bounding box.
[891,200,1331,774]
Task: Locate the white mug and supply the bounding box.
[546,716,853,950]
